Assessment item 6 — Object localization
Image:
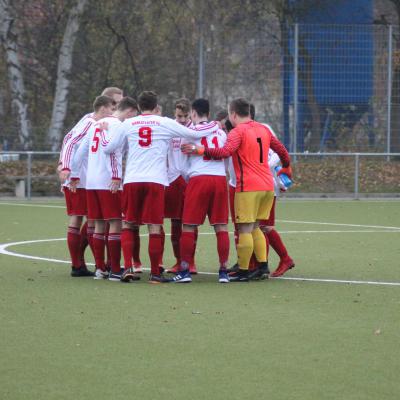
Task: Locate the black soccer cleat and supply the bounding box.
[70,266,95,277]
[248,262,270,281]
[229,268,249,282]
[227,263,240,276]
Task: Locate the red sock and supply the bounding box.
[249,254,257,270]
[149,234,163,275]
[105,223,111,269]
[92,233,105,270]
[79,222,88,266]
[216,231,230,268]
[190,227,198,264]
[267,229,288,259]
[121,228,133,269]
[171,221,182,263]
[108,233,121,273]
[87,225,95,256]
[159,226,165,265]
[132,228,141,264]
[67,226,81,268]
[180,231,196,267]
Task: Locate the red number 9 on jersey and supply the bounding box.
[139,127,152,147]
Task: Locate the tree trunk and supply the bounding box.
[47,0,88,151]
[0,0,31,149]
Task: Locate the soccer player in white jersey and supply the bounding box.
[70,97,139,281]
[102,91,209,283]
[58,95,115,277]
[172,99,230,283]
[57,87,123,276]
[164,98,198,275]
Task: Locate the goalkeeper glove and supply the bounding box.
[181,143,205,156]
[277,166,292,179]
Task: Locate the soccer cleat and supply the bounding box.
[271,257,295,277]
[189,264,197,274]
[172,269,192,283]
[148,274,173,284]
[166,263,180,274]
[133,263,143,274]
[218,269,230,283]
[229,269,249,282]
[94,268,109,280]
[70,266,94,277]
[108,269,124,282]
[121,267,141,282]
[227,263,239,276]
[248,262,270,281]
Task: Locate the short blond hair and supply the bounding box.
[101,87,123,97]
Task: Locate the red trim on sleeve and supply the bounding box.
[270,136,290,167]
[204,128,242,159]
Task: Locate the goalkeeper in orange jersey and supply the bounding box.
[182,98,291,281]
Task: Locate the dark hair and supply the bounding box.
[118,96,138,111]
[191,98,209,117]
[93,95,114,112]
[250,103,255,120]
[175,98,191,114]
[215,109,228,121]
[229,98,250,117]
[138,91,158,111]
[225,119,234,132]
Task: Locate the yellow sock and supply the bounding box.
[252,228,267,262]
[237,232,253,270]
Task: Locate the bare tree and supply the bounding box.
[0,0,32,149]
[47,0,88,151]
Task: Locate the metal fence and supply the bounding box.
[201,23,400,154]
[1,151,399,200]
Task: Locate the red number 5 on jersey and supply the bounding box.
[139,127,152,147]
[91,128,101,153]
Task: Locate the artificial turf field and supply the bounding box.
[0,199,399,400]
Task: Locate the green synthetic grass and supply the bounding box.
[0,199,400,400]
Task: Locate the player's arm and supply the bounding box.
[181,128,242,159]
[70,133,89,181]
[102,122,126,154]
[270,135,292,178]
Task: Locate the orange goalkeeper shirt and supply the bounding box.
[204,120,290,192]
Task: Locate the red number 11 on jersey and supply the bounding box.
[200,136,219,161]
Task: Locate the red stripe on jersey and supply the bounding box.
[63,121,92,169]
[196,121,218,131]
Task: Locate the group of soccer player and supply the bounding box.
[58,86,295,284]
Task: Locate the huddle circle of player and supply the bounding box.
[58,87,295,284]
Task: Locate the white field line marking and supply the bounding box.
[1,202,400,231]
[277,219,400,230]
[1,237,400,287]
[0,202,65,209]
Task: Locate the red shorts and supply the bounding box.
[165,175,186,219]
[64,187,87,216]
[122,182,164,225]
[259,196,276,227]
[86,190,121,220]
[182,175,228,225]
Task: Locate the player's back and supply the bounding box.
[86,116,121,189]
[122,114,181,185]
[186,122,227,178]
[232,120,274,192]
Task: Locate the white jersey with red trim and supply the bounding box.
[59,115,95,188]
[184,121,227,179]
[167,120,193,183]
[103,114,206,186]
[71,116,122,190]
